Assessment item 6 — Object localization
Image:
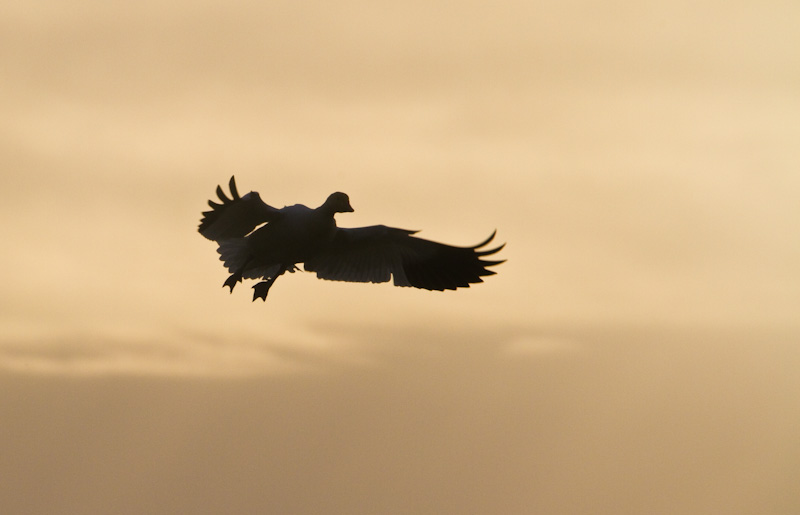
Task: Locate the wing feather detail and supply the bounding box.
[198,176,279,241]
[304,226,504,290]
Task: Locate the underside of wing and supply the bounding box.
[198,176,279,241]
[304,226,505,291]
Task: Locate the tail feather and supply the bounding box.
[244,264,284,280]
[217,239,290,279]
[217,239,251,274]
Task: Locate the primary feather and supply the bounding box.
[198,176,504,301]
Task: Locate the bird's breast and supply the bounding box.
[249,209,336,263]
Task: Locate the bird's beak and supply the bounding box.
[345,201,354,212]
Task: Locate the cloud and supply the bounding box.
[2,323,798,515]
[0,326,341,377]
[503,334,581,356]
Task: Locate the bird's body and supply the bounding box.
[199,177,504,301]
[248,203,337,263]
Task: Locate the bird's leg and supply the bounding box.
[252,264,289,302]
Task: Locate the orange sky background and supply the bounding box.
[1,1,799,513]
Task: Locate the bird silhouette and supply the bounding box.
[199,176,504,301]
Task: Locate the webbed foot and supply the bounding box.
[223,271,243,292]
[252,264,290,301]
[252,280,274,301]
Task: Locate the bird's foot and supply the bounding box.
[252,280,274,302]
[223,271,243,292]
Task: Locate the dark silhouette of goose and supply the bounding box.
[198,177,504,301]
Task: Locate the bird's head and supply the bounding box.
[324,192,354,213]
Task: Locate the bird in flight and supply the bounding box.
[198,177,504,301]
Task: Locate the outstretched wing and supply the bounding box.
[304,226,505,290]
[198,176,279,241]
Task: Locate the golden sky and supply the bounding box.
[1,1,799,513]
